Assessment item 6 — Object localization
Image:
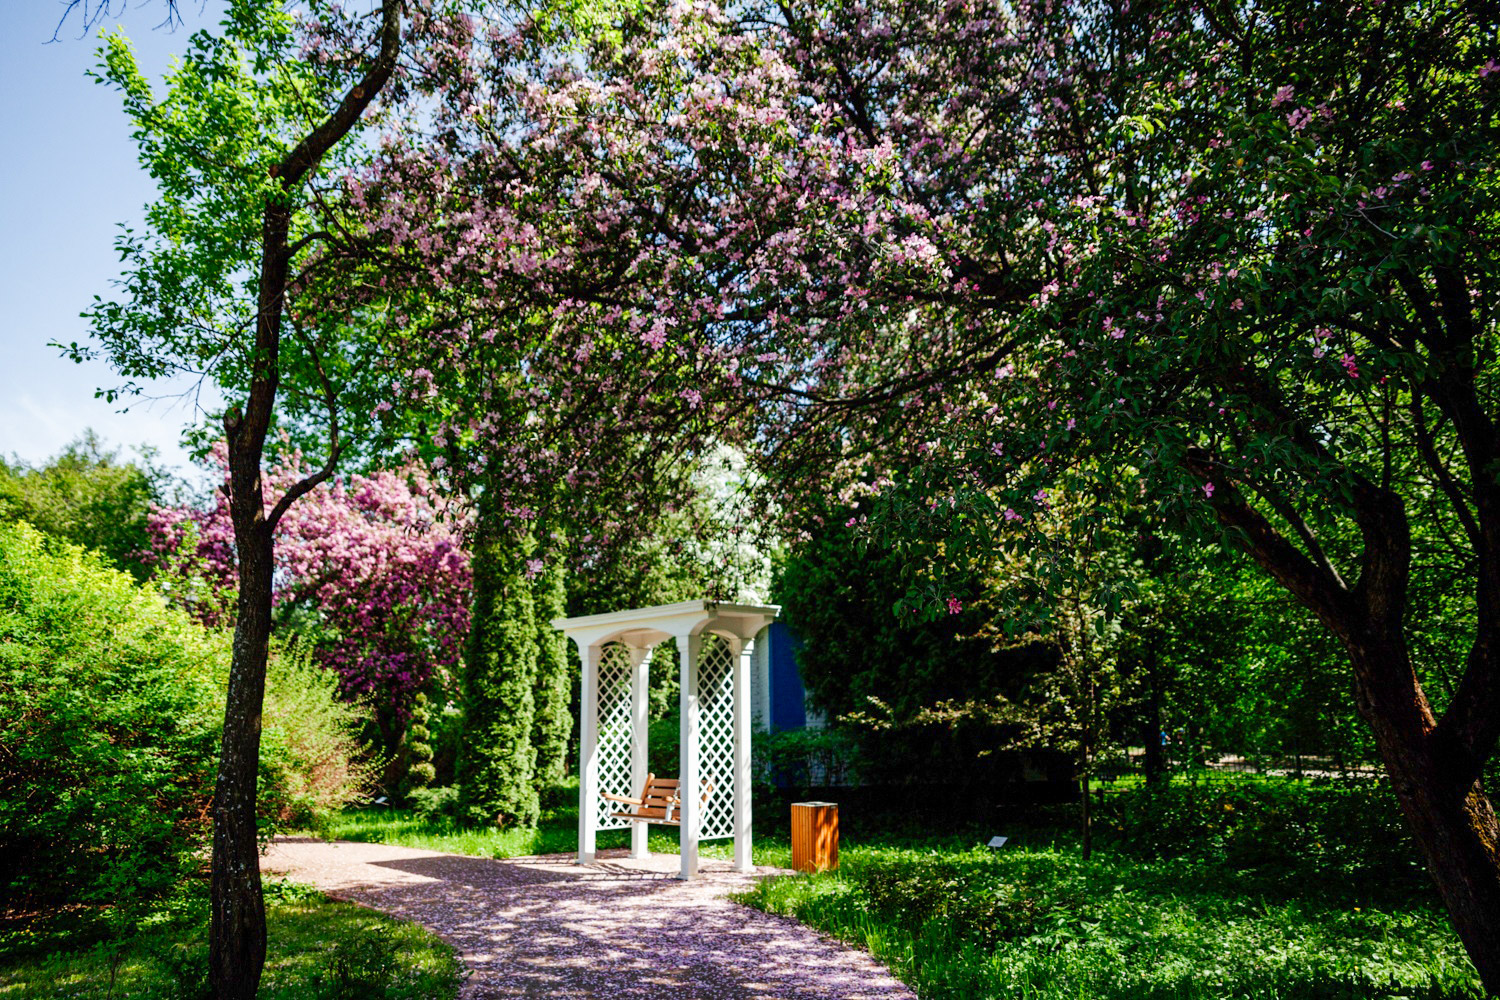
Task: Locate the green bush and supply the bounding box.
[1092,778,1426,885]
[0,523,223,905]
[0,524,372,906]
[458,523,540,828]
[259,641,380,831]
[406,785,461,821]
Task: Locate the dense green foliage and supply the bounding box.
[743,843,1480,1000]
[259,643,379,830]
[775,518,1054,721]
[0,522,223,905]
[531,551,572,785]
[458,523,540,827]
[1090,778,1423,885]
[0,880,463,999]
[0,433,161,581]
[0,523,369,907]
[777,510,1377,791]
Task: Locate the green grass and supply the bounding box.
[307,779,1481,1000]
[736,845,1483,1000]
[0,880,463,999]
[316,778,797,869]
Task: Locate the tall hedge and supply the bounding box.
[458,516,540,827]
[531,548,572,786]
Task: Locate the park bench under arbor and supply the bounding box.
[552,600,779,880]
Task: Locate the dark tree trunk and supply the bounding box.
[1081,662,1094,861]
[204,6,404,995]
[208,517,273,998]
[1347,638,1500,991]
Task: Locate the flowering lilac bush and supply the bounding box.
[148,444,471,754]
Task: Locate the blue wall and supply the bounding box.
[767,621,807,731]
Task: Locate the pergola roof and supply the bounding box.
[551,599,780,650]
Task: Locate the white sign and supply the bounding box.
[987,835,1008,849]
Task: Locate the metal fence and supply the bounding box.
[1093,745,1382,789]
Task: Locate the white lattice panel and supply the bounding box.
[697,633,736,840]
[595,643,634,831]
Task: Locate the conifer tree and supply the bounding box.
[531,546,573,786]
[458,504,540,828]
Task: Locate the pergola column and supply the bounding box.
[676,631,702,880]
[576,640,604,865]
[627,642,653,859]
[734,635,753,872]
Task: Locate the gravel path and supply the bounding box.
[263,837,916,1000]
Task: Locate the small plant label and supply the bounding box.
[988,835,1008,849]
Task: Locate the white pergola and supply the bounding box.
[552,600,780,879]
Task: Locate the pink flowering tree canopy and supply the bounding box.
[149,445,471,744]
[314,0,1498,982]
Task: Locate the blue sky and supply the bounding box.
[0,0,227,473]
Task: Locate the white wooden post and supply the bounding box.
[734,635,753,872]
[577,641,603,865]
[628,643,653,859]
[677,632,702,879]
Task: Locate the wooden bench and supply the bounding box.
[602,773,712,826]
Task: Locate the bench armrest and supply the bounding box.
[601,792,643,806]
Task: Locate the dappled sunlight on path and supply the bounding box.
[263,837,914,999]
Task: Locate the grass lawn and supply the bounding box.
[311,777,797,869]
[310,776,1483,1000]
[0,880,463,999]
[738,845,1481,1000]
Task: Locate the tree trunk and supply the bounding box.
[1081,661,1094,861]
[200,7,401,993]
[209,513,273,999]
[1349,639,1500,991]
[1141,642,1165,787]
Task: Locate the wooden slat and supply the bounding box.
[607,773,710,826]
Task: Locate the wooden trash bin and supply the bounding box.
[790,801,838,873]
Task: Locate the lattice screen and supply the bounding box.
[697,633,736,840]
[595,642,634,831]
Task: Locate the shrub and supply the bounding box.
[260,641,380,831]
[0,523,224,905]
[406,785,461,821]
[1092,778,1426,885]
[458,523,540,828]
[0,523,374,906]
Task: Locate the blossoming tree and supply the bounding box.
[148,447,471,778]
[330,0,1499,982]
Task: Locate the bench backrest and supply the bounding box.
[632,775,683,822]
